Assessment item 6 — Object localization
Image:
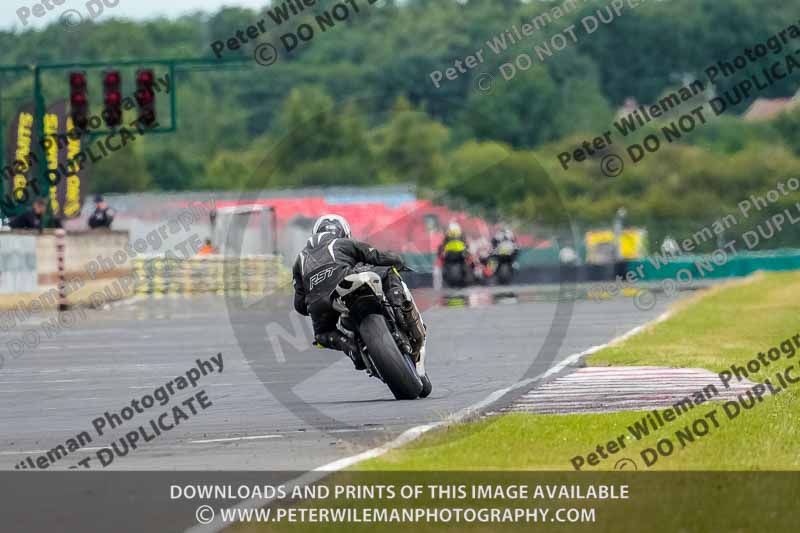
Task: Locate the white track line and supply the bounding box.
[1,438,283,458]
[189,435,282,444]
[185,309,673,533]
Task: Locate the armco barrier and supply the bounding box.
[131,256,290,295]
[406,249,800,288]
[629,249,800,281]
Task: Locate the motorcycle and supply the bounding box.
[440,248,475,288]
[442,253,468,287]
[487,241,518,285]
[438,237,476,288]
[331,268,432,400]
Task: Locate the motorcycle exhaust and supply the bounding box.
[400,300,426,353]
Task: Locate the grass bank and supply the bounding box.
[359,272,800,470]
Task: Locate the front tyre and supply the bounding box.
[359,314,423,400]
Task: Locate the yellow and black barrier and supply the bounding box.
[131,255,291,296]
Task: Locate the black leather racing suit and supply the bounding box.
[292,232,406,351]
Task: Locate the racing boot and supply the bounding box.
[315,331,365,370]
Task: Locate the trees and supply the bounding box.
[145,148,202,191]
[461,66,561,148]
[89,145,153,194]
[372,97,449,185]
[269,86,374,186]
[772,108,800,156]
[2,0,799,230]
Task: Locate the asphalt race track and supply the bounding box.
[0,284,672,471]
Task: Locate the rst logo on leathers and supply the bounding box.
[309,267,336,290]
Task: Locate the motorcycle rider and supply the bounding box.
[292,214,416,369]
[437,221,467,257]
[437,221,475,284]
[491,227,519,260]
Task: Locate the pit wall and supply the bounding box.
[35,230,132,286]
[0,230,131,294]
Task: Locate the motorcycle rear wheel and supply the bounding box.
[497,262,513,285]
[359,314,423,400]
[444,263,465,287]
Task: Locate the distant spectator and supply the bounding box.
[661,236,680,256]
[559,246,578,265]
[88,194,115,229]
[8,198,60,230]
[197,238,214,256]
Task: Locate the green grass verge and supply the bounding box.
[358,271,800,471]
[231,273,800,533]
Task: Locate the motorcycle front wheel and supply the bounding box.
[419,374,432,398]
[359,314,423,400]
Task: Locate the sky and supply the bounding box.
[4,0,268,31]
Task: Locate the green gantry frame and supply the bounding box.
[0,57,250,224]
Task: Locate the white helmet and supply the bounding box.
[446,221,462,239]
[496,228,514,242]
[312,214,352,239]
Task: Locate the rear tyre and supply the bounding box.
[497,262,513,285]
[444,263,464,288]
[419,374,432,398]
[359,314,423,400]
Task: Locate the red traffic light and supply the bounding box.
[102,70,122,127]
[69,72,86,90]
[135,69,156,128]
[103,70,121,88]
[136,69,154,86]
[135,89,154,105]
[69,71,89,132]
